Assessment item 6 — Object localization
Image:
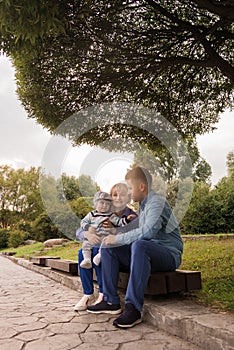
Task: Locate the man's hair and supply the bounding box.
[125,166,152,190]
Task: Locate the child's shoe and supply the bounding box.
[93,253,101,266]
[80,258,92,269]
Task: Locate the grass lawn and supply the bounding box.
[1,236,234,312]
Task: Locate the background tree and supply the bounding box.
[133,138,211,183]
[226,150,234,176]
[0,0,233,150]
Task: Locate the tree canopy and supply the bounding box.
[0,0,233,151]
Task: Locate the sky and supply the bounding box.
[0,54,233,191]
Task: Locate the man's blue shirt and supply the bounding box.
[115,190,183,268]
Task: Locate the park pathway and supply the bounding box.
[0,255,202,350]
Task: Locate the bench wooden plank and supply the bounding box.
[145,272,167,295]
[29,256,60,266]
[165,271,186,293]
[47,259,78,276]
[102,270,201,295]
[177,270,202,291]
[1,252,16,256]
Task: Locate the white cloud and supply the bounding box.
[197,110,234,185]
[0,55,51,170]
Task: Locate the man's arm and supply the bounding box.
[105,198,165,245]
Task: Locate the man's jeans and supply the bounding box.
[101,240,176,312]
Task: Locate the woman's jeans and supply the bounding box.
[78,247,103,295]
[101,240,176,312]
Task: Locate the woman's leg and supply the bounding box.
[78,247,103,294]
[92,246,103,293]
[125,240,176,311]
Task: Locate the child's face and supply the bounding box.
[111,187,129,211]
[96,199,111,213]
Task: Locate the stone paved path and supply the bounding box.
[0,256,202,350]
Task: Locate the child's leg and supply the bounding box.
[80,241,92,269]
[93,248,101,266]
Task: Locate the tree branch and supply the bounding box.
[192,0,234,21]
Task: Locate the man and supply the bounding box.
[87,166,183,328]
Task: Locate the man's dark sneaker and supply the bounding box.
[87,300,121,315]
[113,303,142,328]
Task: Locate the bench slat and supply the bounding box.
[47,259,78,276]
[29,256,60,266]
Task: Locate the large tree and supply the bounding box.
[0,0,233,149]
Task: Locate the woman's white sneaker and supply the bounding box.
[74,294,95,311]
[91,293,104,306]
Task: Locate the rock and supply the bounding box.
[43,238,68,248]
[24,240,37,245]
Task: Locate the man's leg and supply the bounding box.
[126,240,176,312]
[86,244,131,314]
[112,240,176,327]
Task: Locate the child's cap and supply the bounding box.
[93,191,113,208]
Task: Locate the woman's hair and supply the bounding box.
[125,166,152,189]
[110,182,128,197]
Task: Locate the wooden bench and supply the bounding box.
[29,256,201,295]
[29,256,60,266]
[116,270,202,295]
[1,251,16,256]
[46,259,78,276]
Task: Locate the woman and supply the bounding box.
[74,182,137,311]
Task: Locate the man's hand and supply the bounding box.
[103,235,116,246]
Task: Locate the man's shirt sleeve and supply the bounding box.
[115,197,164,245]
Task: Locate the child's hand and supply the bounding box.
[127,214,137,221]
[101,219,115,229]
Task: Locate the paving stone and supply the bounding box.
[77,344,119,350]
[46,321,88,334]
[0,338,24,350]
[40,310,75,323]
[15,321,48,332]
[24,334,82,350]
[80,329,142,344]
[15,328,54,342]
[71,313,112,324]
[0,327,18,339]
[7,316,39,326]
[2,255,227,350]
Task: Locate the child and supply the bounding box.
[80,191,135,269]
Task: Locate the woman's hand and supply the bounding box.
[84,228,101,245]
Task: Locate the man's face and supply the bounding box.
[96,199,111,213]
[126,179,145,202]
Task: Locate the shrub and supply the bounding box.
[8,230,29,248]
[0,229,10,249]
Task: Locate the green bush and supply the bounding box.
[0,229,10,249]
[8,230,29,248]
